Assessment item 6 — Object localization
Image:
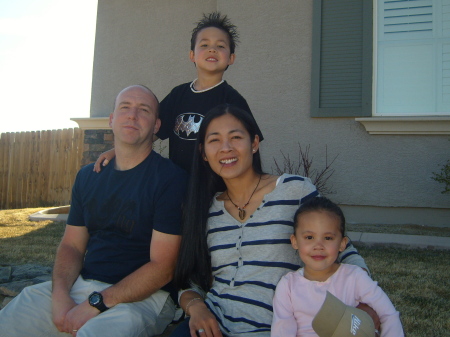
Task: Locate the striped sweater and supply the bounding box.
[196,174,367,337]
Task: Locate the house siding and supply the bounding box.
[90,0,449,226]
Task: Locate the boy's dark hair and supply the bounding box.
[191,12,239,54]
[293,197,346,236]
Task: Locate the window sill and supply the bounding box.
[355,117,450,135]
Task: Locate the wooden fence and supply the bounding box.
[0,128,84,209]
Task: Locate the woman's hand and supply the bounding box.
[356,302,381,335]
[188,301,223,337]
[93,148,116,173]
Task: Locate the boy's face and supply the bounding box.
[190,27,235,74]
[290,210,348,278]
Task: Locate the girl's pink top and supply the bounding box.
[271,263,404,337]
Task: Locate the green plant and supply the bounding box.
[432,160,450,194]
[272,144,338,195]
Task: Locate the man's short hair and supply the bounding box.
[113,84,159,117]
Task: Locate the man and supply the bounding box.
[0,85,187,336]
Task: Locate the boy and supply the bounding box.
[95,12,263,172]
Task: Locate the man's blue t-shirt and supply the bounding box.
[67,151,187,285]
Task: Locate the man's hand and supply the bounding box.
[63,300,100,335]
[51,225,89,333]
[52,294,77,333]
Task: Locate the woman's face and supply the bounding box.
[203,113,259,180]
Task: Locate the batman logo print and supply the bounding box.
[173,113,204,140]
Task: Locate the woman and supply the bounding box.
[172,104,368,337]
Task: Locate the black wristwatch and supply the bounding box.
[88,291,109,313]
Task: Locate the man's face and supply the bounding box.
[109,86,160,147]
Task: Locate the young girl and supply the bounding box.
[271,197,404,337]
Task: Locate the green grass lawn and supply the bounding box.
[356,244,449,337]
[1,209,449,336]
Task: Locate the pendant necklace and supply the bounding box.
[226,174,262,220]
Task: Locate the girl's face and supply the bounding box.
[203,113,259,180]
[290,210,348,281]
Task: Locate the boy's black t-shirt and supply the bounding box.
[156,81,264,172]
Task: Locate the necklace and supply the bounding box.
[226,175,262,220]
[190,79,224,93]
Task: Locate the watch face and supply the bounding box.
[90,293,101,306]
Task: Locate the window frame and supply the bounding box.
[311,0,450,134]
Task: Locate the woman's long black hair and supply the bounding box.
[174,104,264,292]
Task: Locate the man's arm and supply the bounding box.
[51,225,89,332]
[63,229,181,333]
[102,229,181,305]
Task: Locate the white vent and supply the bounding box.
[382,0,433,37]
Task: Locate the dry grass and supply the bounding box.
[0,208,449,336]
[0,208,65,267]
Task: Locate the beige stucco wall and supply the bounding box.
[90,0,449,226]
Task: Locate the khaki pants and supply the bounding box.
[0,276,174,337]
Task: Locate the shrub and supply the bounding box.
[432,160,450,194]
[272,143,338,195]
